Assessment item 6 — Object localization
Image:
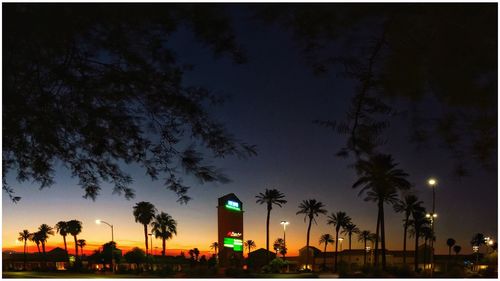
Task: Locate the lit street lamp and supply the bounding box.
[427,178,437,277]
[96,219,115,273]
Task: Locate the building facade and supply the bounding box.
[217,193,244,267]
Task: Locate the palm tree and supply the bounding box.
[342,223,360,251]
[18,230,31,269]
[210,242,219,255]
[296,199,327,271]
[357,230,373,265]
[37,224,54,257]
[471,233,485,265]
[327,211,351,272]
[453,245,461,264]
[421,226,434,269]
[446,238,456,272]
[244,240,256,256]
[394,194,423,265]
[193,248,200,261]
[255,189,287,261]
[273,238,284,254]
[410,205,427,272]
[66,220,83,259]
[55,221,69,259]
[319,234,334,270]
[353,154,411,269]
[133,201,157,255]
[77,239,86,256]
[30,231,42,254]
[151,212,177,256]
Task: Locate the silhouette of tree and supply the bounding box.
[357,230,373,265]
[30,232,42,254]
[37,224,54,257]
[394,194,423,265]
[124,247,146,269]
[327,211,351,272]
[55,221,69,260]
[17,230,31,270]
[257,5,496,174]
[342,222,360,267]
[471,233,486,264]
[255,188,287,262]
[210,242,219,255]
[353,154,410,269]
[408,205,428,272]
[151,212,177,256]
[273,238,285,256]
[77,239,86,256]
[319,233,334,270]
[133,201,157,255]
[244,240,256,255]
[66,220,83,259]
[453,245,461,255]
[3,4,256,203]
[193,248,200,261]
[446,238,456,271]
[296,199,327,271]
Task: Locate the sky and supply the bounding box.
[2,5,497,257]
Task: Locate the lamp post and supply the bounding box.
[149,233,153,256]
[280,221,289,258]
[96,219,115,273]
[427,178,437,277]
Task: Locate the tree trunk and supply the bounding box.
[143,224,149,255]
[403,215,408,265]
[23,240,27,270]
[374,205,381,267]
[363,239,367,265]
[36,243,41,254]
[414,228,419,272]
[306,216,312,271]
[334,228,339,272]
[380,201,387,270]
[63,235,68,261]
[348,233,352,268]
[266,206,271,262]
[162,238,166,256]
[74,235,79,258]
[323,243,327,271]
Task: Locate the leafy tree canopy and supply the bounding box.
[256,4,497,173]
[3,4,256,203]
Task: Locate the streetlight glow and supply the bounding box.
[428,178,437,187]
[95,219,101,224]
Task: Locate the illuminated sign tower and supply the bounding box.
[217,193,243,266]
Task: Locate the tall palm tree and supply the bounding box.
[133,201,157,255]
[30,231,42,254]
[55,221,69,259]
[319,234,334,270]
[296,199,327,271]
[77,239,86,256]
[353,154,411,269]
[210,242,219,255]
[394,194,423,265]
[66,220,83,259]
[37,224,54,257]
[357,230,373,265]
[18,230,31,269]
[446,238,456,272]
[327,211,351,272]
[471,233,485,265]
[244,240,256,255]
[255,189,287,261]
[409,206,428,272]
[151,212,177,256]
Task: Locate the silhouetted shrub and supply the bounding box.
[225,267,246,277]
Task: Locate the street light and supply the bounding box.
[280,221,289,255]
[427,177,438,277]
[96,219,115,273]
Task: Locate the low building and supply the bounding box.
[246,248,276,271]
[3,247,69,271]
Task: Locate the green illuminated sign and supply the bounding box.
[224,237,243,251]
[225,200,241,211]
